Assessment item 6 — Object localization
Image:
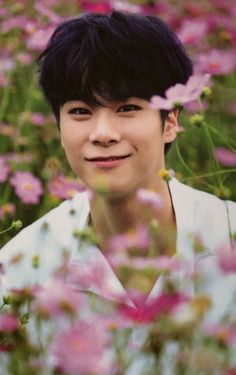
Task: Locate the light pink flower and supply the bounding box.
[1,15,28,33]
[0,72,8,87]
[17,52,33,65]
[50,320,113,375]
[196,49,236,75]
[177,20,207,46]
[26,26,56,51]
[30,112,45,126]
[34,2,62,23]
[0,157,9,183]
[33,279,81,318]
[0,313,19,332]
[108,224,151,253]
[150,74,211,110]
[217,241,236,274]
[10,171,43,204]
[68,261,105,291]
[48,174,85,200]
[136,188,163,210]
[0,203,16,218]
[204,323,236,345]
[214,147,236,167]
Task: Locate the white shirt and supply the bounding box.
[0,178,235,321]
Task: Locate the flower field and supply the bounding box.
[0,1,236,374]
[1,0,236,244]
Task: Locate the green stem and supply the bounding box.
[0,226,13,236]
[182,168,236,182]
[175,137,195,177]
[0,76,11,122]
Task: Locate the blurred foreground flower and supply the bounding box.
[48,174,85,200]
[50,319,113,375]
[217,241,236,274]
[10,171,43,204]
[214,147,236,166]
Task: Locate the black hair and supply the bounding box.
[38,11,193,152]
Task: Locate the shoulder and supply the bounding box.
[1,191,90,256]
[169,178,236,248]
[0,192,90,291]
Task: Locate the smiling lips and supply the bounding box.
[85,154,131,168]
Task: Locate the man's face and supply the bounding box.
[60,97,177,199]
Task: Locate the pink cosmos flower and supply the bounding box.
[217,241,236,274]
[50,320,113,375]
[120,292,188,323]
[177,20,207,46]
[108,224,151,253]
[10,171,43,204]
[0,203,16,219]
[0,313,19,332]
[33,279,81,318]
[204,323,236,345]
[30,112,45,126]
[0,157,9,183]
[80,0,112,13]
[34,2,62,23]
[150,74,211,110]
[68,261,105,291]
[214,147,236,167]
[17,52,33,66]
[1,15,28,33]
[26,26,56,51]
[136,188,163,210]
[196,49,236,75]
[48,174,85,200]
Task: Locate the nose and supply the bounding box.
[89,111,121,147]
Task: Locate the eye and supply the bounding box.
[117,104,141,113]
[68,107,91,115]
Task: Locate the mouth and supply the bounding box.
[85,154,131,168]
[85,154,131,162]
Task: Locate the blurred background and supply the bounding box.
[1,0,236,246]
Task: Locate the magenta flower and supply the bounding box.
[214,147,236,166]
[10,171,43,204]
[120,292,188,323]
[150,73,211,110]
[196,49,236,75]
[0,157,9,183]
[50,320,113,375]
[80,0,112,13]
[217,241,236,274]
[48,174,85,200]
[0,313,19,332]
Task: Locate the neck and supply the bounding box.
[90,179,176,256]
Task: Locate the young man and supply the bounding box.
[0,12,235,320]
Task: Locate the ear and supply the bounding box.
[163,109,179,143]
